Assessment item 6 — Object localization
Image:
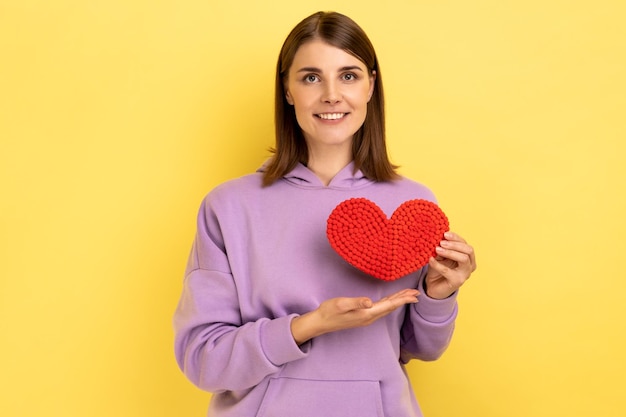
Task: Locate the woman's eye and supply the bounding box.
[342,73,357,81]
[304,74,319,83]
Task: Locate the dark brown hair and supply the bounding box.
[262,11,399,186]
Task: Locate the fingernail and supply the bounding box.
[435,246,444,253]
[444,232,453,239]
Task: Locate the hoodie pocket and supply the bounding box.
[256,377,385,417]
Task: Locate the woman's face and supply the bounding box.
[285,40,375,154]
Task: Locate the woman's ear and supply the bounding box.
[367,70,377,101]
[285,89,294,105]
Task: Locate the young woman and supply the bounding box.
[174,11,476,417]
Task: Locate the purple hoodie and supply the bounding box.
[173,162,458,417]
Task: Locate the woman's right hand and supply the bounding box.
[290,289,419,345]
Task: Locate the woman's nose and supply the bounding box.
[322,80,342,104]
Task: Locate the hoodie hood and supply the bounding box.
[257,161,375,190]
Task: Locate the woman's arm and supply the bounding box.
[173,197,308,393]
[400,231,476,361]
[290,289,420,345]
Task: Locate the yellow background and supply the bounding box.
[1,1,625,416]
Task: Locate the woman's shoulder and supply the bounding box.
[386,175,438,203]
[201,172,264,207]
[214,171,263,192]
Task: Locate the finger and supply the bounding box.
[370,298,415,318]
[335,297,373,312]
[385,288,420,300]
[435,245,472,266]
[377,290,419,309]
[440,239,472,254]
[440,238,476,271]
[428,256,456,279]
[428,256,471,287]
[378,291,419,309]
[443,231,467,244]
[467,247,477,271]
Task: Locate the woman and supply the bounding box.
[174,11,476,417]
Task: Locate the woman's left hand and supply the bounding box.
[424,231,477,299]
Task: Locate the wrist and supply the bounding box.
[290,310,324,345]
[422,277,454,300]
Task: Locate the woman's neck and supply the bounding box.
[306,146,352,186]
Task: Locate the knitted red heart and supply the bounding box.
[327,198,449,281]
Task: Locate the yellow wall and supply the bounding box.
[1,1,624,416]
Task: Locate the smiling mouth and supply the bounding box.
[316,113,347,120]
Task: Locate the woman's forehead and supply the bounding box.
[290,40,367,72]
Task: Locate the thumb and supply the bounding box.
[335,296,373,312]
[356,297,373,309]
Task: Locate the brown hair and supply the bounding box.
[262,11,399,186]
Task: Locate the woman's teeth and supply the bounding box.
[317,113,346,120]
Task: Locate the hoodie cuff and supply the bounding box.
[415,279,459,323]
[260,314,310,366]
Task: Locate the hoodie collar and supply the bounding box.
[258,161,375,190]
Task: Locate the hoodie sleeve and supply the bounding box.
[173,196,309,393]
[399,268,458,363]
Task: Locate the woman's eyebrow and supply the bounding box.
[296,65,365,73]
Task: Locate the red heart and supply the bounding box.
[326,198,449,281]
